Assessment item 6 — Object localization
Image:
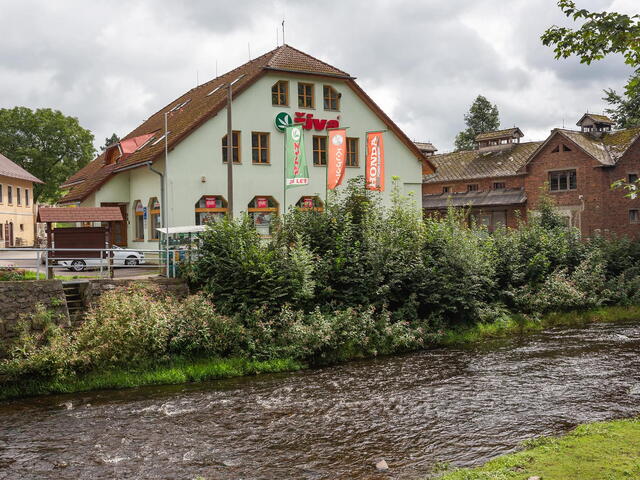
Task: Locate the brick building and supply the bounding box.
[422,114,640,237]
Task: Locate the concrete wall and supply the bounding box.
[0,174,37,246]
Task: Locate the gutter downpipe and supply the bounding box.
[147,162,169,277]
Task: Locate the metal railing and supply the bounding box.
[0,247,178,280]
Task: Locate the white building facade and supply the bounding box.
[61,45,433,248]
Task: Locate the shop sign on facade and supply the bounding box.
[205,196,219,208]
[275,112,340,132]
[256,197,269,209]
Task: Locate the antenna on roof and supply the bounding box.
[248,42,251,60]
[276,27,279,47]
[215,60,218,79]
[196,70,199,87]
[282,18,285,45]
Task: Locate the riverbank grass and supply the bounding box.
[0,357,304,401]
[438,417,640,480]
[439,305,640,345]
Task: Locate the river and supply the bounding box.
[1,322,640,479]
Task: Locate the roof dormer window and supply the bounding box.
[576,113,614,134]
[475,127,524,152]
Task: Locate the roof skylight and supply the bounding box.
[136,136,156,151]
[207,85,223,96]
[152,132,170,145]
[169,99,191,112]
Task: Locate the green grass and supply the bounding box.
[0,270,92,281]
[438,305,640,346]
[0,357,304,401]
[437,417,640,479]
[2,305,639,401]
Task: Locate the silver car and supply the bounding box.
[60,245,146,272]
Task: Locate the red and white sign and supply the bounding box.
[366,132,385,191]
[205,196,218,208]
[294,112,340,131]
[327,128,347,190]
[302,196,314,208]
[256,197,269,209]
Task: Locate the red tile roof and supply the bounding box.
[0,152,44,184]
[60,44,431,203]
[37,207,123,223]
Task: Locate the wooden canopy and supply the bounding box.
[37,207,123,223]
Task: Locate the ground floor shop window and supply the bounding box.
[248,196,278,236]
[296,196,324,212]
[195,195,228,225]
[133,200,144,240]
[149,197,161,240]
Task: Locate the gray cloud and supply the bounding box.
[0,0,633,152]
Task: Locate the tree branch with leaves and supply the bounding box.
[0,107,94,203]
[541,0,640,97]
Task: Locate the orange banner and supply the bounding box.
[327,128,347,190]
[366,131,385,191]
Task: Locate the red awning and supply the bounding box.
[37,207,123,223]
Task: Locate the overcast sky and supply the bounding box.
[0,0,636,153]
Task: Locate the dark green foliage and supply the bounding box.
[454,95,500,151]
[186,216,315,315]
[603,80,640,129]
[0,107,94,202]
[5,183,640,397]
[101,133,120,151]
[189,181,640,326]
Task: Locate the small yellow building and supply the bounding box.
[0,152,43,246]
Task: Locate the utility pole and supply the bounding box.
[226,83,234,218]
[225,75,244,219]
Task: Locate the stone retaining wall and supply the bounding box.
[0,278,189,346]
[0,280,69,342]
[83,278,189,307]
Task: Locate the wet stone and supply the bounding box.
[375,459,389,471]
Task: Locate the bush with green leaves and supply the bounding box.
[5,181,640,386]
[187,179,640,326]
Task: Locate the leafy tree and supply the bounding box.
[541,0,640,97]
[101,133,120,151]
[454,95,500,151]
[0,107,94,203]
[603,80,640,129]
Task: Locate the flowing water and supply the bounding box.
[2,322,640,480]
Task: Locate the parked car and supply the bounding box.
[59,246,146,272]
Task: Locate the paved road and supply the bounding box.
[0,250,161,279]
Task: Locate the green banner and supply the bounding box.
[284,125,309,189]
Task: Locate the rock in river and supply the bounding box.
[375,459,389,471]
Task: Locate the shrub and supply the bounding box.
[169,295,246,357]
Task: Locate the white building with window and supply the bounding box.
[60,45,434,248]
